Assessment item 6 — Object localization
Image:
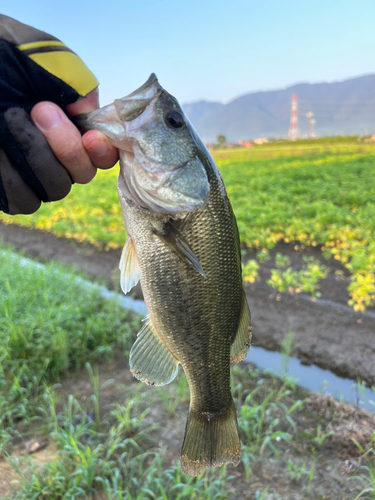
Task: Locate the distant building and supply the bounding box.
[238,140,253,148]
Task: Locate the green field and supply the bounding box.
[0,243,317,498]
[1,136,374,311]
[1,243,375,499]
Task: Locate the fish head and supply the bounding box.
[79,74,209,215]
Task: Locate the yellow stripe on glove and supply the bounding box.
[17,43,99,97]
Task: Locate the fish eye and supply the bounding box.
[165,110,185,129]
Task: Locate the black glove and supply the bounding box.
[0,15,99,215]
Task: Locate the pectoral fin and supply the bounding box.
[119,237,141,294]
[153,220,206,278]
[230,293,252,363]
[130,315,179,386]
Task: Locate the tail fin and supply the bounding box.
[180,400,240,476]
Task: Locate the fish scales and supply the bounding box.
[122,159,246,475]
[76,74,251,476]
[124,164,242,409]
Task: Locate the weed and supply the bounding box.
[355,378,369,410]
[279,331,295,377]
[110,396,150,437]
[237,380,302,481]
[267,254,328,298]
[307,457,317,494]
[242,259,260,283]
[157,373,189,417]
[256,249,271,264]
[85,363,101,430]
[286,459,312,481]
[6,372,231,500]
[275,254,290,268]
[0,245,140,452]
[254,487,271,499]
[301,425,333,452]
[312,425,334,450]
[351,448,375,500]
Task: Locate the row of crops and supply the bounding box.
[1,137,374,311]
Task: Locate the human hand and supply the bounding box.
[0,14,118,215]
[31,89,119,185]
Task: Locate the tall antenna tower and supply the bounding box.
[288,94,298,140]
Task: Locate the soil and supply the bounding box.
[1,354,374,499]
[244,242,375,386]
[0,221,374,386]
[1,221,375,499]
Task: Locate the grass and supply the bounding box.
[0,244,236,498]
[266,254,328,298]
[8,366,236,500]
[0,243,141,455]
[234,373,303,481]
[1,136,374,311]
[349,442,375,499]
[8,360,375,499]
[0,249,139,377]
[218,139,375,311]
[1,243,375,498]
[0,166,124,250]
[7,374,232,500]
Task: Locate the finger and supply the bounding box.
[31,102,96,184]
[82,130,119,170]
[67,89,119,169]
[66,88,100,115]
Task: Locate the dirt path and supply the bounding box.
[1,222,374,386]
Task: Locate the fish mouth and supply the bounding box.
[75,74,163,144]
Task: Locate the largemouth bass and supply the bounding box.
[77,74,251,476]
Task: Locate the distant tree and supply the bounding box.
[217,134,226,147]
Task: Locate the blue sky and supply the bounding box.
[3,1,375,106]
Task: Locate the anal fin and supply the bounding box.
[130,315,179,386]
[230,293,252,363]
[119,236,141,294]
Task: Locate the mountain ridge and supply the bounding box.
[182,74,375,141]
